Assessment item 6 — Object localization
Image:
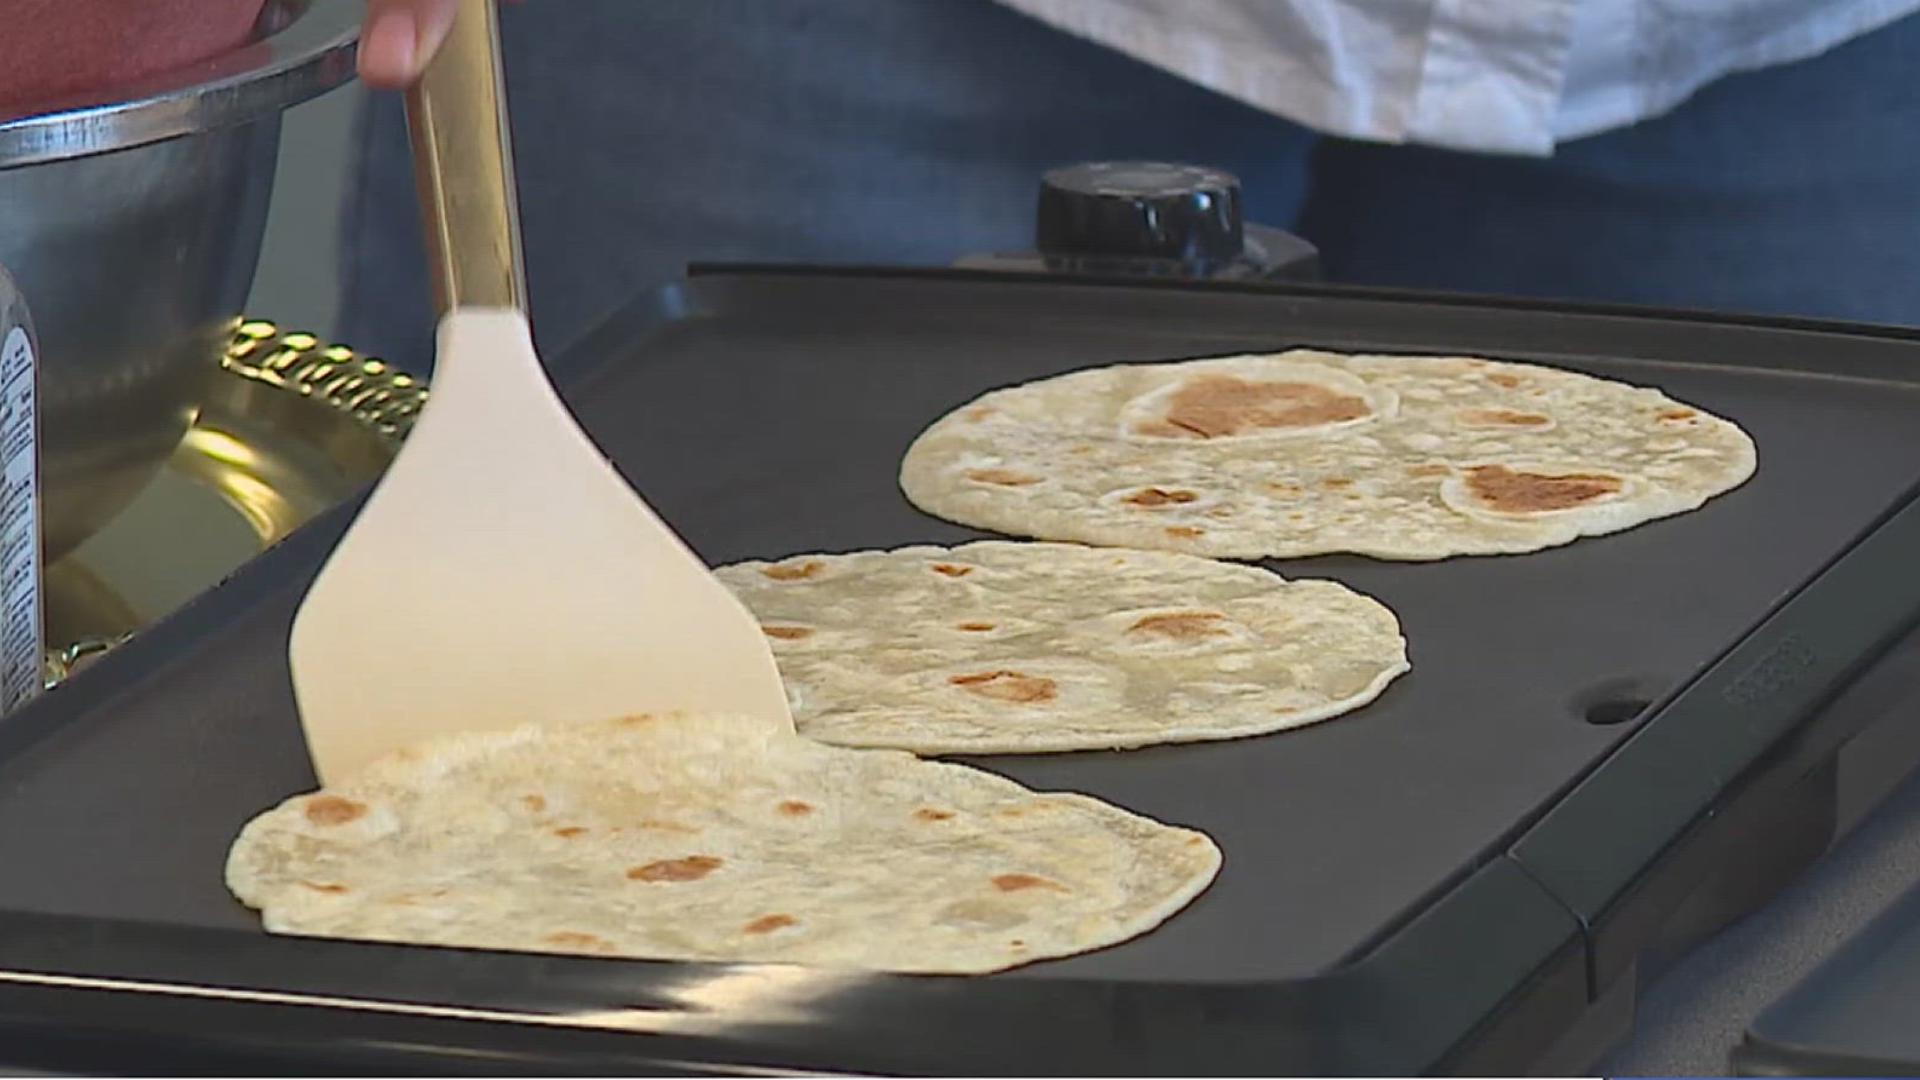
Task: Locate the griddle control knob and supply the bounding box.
[1036,161,1244,269]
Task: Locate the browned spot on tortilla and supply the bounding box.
[966,467,1043,486]
[1488,373,1523,389]
[778,800,814,816]
[1266,481,1304,497]
[1123,486,1199,508]
[1321,477,1353,490]
[627,855,723,883]
[1128,611,1231,641]
[1164,526,1205,540]
[949,670,1058,704]
[930,563,974,578]
[298,880,349,894]
[1459,408,1551,427]
[743,914,798,935]
[1466,465,1624,513]
[543,931,611,951]
[1409,463,1451,478]
[618,713,653,726]
[992,873,1068,893]
[964,406,996,422]
[304,796,366,826]
[915,808,955,822]
[521,794,547,813]
[636,818,697,833]
[1069,444,1096,455]
[1137,375,1371,438]
[1010,939,1027,949]
[554,826,588,839]
[762,624,814,640]
[1187,836,1206,847]
[1658,407,1698,421]
[761,560,824,581]
[956,621,996,632]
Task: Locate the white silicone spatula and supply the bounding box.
[289,1,792,785]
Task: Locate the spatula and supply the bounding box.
[289,1,792,785]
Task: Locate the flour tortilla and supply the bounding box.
[718,541,1408,754]
[227,713,1220,975]
[899,350,1757,560]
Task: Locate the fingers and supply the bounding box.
[358,0,462,89]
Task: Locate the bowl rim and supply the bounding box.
[0,0,360,169]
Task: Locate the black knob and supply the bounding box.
[1035,161,1244,267]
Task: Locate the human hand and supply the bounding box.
[358,0,460,89]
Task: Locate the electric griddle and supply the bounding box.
[4,267,1920,1074]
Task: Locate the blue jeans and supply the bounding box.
[337,0,1920,370]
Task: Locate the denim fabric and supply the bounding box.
[1299,9,1920,324]
[336,0,1316,369]
[337,0,1920,372]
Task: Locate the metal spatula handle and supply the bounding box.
[404,1,526,314]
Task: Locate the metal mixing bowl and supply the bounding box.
[0,0,357,557]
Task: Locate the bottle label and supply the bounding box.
[0,325,41,713]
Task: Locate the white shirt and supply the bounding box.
[992,0,1920,155]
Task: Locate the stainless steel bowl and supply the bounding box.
[0,0,357,557]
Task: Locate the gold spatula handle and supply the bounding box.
[404,1,527,314]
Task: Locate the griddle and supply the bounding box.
[6,267,1920,1074]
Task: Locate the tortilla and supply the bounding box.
[718,541,1408,754]
[899,350,1757,559]
[226,712,1220,975]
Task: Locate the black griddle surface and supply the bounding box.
[5,271,1920,989]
